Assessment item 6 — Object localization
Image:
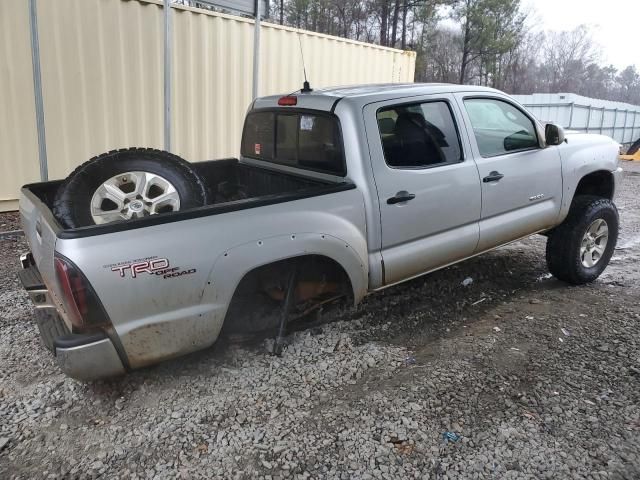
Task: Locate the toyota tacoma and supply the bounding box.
[18,83,622,380]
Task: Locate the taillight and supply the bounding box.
[278,96,297,106]
[54,255,111,331]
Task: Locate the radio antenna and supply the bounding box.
[298,35,312,93]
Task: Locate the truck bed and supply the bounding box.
[23,158,354,239]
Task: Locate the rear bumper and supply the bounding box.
[19,252,126,381]
[54,333,126,381]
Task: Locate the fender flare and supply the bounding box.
[558,168,618,224]
[199,232,369,331]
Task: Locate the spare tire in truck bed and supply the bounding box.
[53,148,211,228]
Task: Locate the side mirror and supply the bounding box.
[545,123,565,146]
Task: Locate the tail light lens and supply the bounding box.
[54,255,111,331]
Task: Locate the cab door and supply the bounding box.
[454,95,563,252]
[364,95,482,286]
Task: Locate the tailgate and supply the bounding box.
[19,186,62,292]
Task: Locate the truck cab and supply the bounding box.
[253,84,620,287]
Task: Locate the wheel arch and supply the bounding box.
[573,170,615,200]
[199,233,369,335]
[557,169,616,226]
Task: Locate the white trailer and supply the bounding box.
[513,93,640,148]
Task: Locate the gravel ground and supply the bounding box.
[1,163,640,479]
[0,211,20,233]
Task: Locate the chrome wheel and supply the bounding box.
[580,218,609,268]
[90,171,180,224]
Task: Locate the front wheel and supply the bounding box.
[546,196,618,285]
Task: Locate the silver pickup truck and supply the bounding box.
[19,83,622,380]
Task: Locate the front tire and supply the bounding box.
[546,195,618,285]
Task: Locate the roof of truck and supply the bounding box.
[252,83,505,111]
[313,83,497,97]
[314,83,449,96]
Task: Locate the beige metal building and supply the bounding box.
[0,0,416,211]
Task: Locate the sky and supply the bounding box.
[523,0,639,70]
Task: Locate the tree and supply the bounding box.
[263,0,638,105]
[540,25,599,92]
[582,64,618,100]
[493,29,543,93]
[617,66,640,104]
[454,0,525,85]
[419,27,463,83]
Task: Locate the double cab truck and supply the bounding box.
[19,83,622,380]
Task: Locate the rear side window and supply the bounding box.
[376,101,462,168]
[241,111,345,176]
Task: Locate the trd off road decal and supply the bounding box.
[158,266,198,279]
[110,258,168,278]
[104,256,196,280]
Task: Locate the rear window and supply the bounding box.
[241,111,346,176]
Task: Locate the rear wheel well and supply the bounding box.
[574,170,614,200]
[222,255,353,335]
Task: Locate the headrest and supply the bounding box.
[378,117,395,135]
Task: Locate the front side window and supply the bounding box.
[241,111,345,176]
[376,101,462,169]
[464,98,539,157]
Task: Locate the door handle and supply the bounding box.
[387,192,416,204]
[483,171,504,183]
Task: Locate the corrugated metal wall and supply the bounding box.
[37,0,165,182]
[0,0,40,212]
[171,7,254,161]
[514,93,640,145]
[0,0,416,211]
